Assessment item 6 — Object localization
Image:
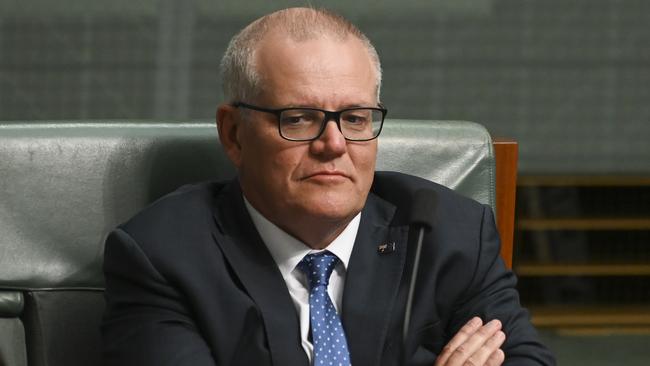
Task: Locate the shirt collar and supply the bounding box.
[243,196,360,280]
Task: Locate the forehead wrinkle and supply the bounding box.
[254,33,376,108]
[264,64,376,108]
[272,85,375,110]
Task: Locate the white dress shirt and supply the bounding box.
[243,197,360,363]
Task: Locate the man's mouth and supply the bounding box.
[302,170,350,181]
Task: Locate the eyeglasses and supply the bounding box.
[232,102,387,142]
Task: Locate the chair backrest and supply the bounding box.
[0,120,507,366]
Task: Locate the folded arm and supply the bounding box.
[439,206,555,366]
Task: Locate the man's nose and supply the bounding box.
[310,120,347,156]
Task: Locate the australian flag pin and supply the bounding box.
[377,241,396,254]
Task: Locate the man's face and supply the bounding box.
[232,33,378,239]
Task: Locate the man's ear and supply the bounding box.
[216,103,243,168]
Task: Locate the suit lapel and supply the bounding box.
[211,181,309,366]
[342,193,409,366]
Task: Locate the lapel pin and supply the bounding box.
[377,241,396,254]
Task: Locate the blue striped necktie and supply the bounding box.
[298,251,352,366]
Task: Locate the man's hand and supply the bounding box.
[435,317,506,366]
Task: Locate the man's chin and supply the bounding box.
[300,197,362,222]
[285,183,367,221]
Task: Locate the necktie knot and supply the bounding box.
[298,251,339,290]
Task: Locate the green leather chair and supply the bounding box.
[0,120,496,366]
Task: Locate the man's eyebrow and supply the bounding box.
[284,103,377,110]
[340,103,375,109]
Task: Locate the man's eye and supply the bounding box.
[343,114,369,124]
[281,111,320,125]
[281,116,305,124]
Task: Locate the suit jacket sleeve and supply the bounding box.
[446,205,555,365]
[102,228,217,366]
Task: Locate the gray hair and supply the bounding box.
[220,7,382,103]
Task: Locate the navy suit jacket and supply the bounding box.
[102,172,555,365]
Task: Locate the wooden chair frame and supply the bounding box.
[493,138,518,269]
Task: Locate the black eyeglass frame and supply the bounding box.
[232,102,387,142]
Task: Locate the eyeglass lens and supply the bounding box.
[279,108,383,141]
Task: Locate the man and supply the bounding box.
[102,7,554,366]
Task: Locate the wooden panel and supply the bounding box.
[518,218,650,230]
[516,263,650,276]
[492,138,518,269]
[519,175,650,187]
[529,305,650,328]
[555,327,650,336]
